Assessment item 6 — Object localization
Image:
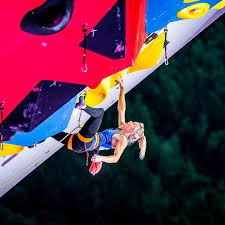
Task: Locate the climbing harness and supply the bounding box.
[164,26,169,65]
[81,23,88,72]
[68,132,100,166]
[0,101,5,151]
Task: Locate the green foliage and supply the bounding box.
[0,205,38,225]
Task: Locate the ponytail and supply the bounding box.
[127,122,147,160]
[138,135,146,160]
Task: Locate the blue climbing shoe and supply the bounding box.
[75,96,86,110]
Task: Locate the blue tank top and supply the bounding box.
[96,128,127,150]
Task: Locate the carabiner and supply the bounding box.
[165,57,169,65]
[81,64,88,72]
[0,134,3,151]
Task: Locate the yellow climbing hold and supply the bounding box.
[0,144,24,157]
[212,0,225,10]
[177,3,210,19]
[85,76,111,107]
[128,32,165,74]
[183,0,200,3]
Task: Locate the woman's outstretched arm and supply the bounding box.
[117,78,126,126]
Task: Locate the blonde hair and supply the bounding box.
[127,123,147,160]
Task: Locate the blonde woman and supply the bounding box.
[91,79,147,163]
[53,79,147,165]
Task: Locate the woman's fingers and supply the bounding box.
[116,77,123,84]
[116,77,122,82]
[116,77,124,88]
[91,155,96,162]
[91,154,101,162]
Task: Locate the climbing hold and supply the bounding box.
[177,3,210,19]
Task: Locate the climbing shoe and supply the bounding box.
[75,96,86,110]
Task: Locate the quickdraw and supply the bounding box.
[164,26,169,65]
[0,101,5,151]
[81,23,88,72]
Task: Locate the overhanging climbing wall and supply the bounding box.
[0,5,224,198]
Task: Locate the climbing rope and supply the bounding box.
[0,108,83,189]
[164,26,169,65]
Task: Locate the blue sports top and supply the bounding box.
[88,128,128,151]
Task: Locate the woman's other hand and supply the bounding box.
[91,154,102,162]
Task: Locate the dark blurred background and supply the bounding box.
[0,15,225,225]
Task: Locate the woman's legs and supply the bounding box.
[52,106,104,151]
[79,106,104,138]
